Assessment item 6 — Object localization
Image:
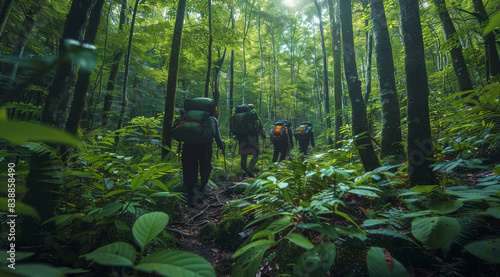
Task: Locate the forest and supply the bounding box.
[0,0,499,276]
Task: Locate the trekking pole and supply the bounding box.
[222,141,228,181]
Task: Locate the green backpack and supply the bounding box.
[230,105,260,135]
[171,98,216,144]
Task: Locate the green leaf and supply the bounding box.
[486,207,500,219]
[131,173,147,191]
[429,199,463,214]
[483,11,500,36]
[0,198,40,220]
[0,121,80,146]
[297,223,339,240]
[136,250,215,277]
[348,189,380,198]
[97,202,123,218]
[362,219,388,227]
[411,217,461,249]
[292,243,336,277]
[232,240,274,277]
[464,239,500,264]
[283,233,314,250]
[82,242,136,266]
[133,212,169,253]
[265,216,294,234]
[367,247,409,277]
[412,185,437,193]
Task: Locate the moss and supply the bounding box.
[214,213,246,251]
[199,222,218,242]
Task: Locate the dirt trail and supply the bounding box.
[168,183,240,269]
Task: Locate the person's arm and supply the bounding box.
[310,131,315,147]
[288,128,294,148]
[258,117,266,140]
[213,117,224,150]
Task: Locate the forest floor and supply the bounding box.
[168,181,242,276]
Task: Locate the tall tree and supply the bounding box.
[66,0,105,135]
[471,0,500,81]
[432,0,473,92]
[101,1,127,128]
[117,0,141,129]
[340,0,381,171]
[241,0,256,104]
[328,0,343,148]
[161,0,187,159]
[229,6,234,118]
[369,0,404,157]
[313,0,331,143]
[22,0,96,245]
[400,0,435,186]
[204,0,212,98]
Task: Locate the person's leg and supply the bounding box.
[199,143,213,193]
[278,143,287,161]
[272,144,279,163]
[181,144,198,207]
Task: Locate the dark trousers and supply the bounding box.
[181,143,213,196]
[272,140,289,162]
[298,139,310,154]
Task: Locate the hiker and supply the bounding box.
[295,121,315,154]
[171,97,224,207]
[230,103,265,178]
[270,120,294,162]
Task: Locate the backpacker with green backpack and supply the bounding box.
[171,98,216,144]
[230,104,260,136]
[271,121,288,141]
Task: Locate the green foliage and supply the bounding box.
[83,212,216,277]
[292,243,336,277]
[366,247,409,277]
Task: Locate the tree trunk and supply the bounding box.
[340,0,381,171]
[161,0,187,159]
[258,9,264,115]
[101,1,127,128]
[0,0,13,37]
[204,0,212,98]
[117,0,140,130]
[66,0,105,135]
[433,0,473,92]
[22,0,96,246]
[313,0,331,143]
[400,0,435,186]
[363,31,373,104]
[471,0,500,80]
[370,0,404,157]
[229,7,234,117]
[329,0,343,148]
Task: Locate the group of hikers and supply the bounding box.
[171,97,315,207]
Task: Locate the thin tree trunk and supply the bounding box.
[161,0,187,159]
[340,0,381,171]
[22,0,96,246]
[117,0,140,130]
[370,0,404,157]
[66,0,105,135]
[313,0,331,144]
[101,1,127,128]
[364,31,373,104]
[433,0,473,92]
[229,6,234,117]
[329,0,343,148]
[0,0,13,37]
[400,0,435,186]
[204,0,212,98]
[258,9,264,115]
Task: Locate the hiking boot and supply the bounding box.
[186,194,195,207]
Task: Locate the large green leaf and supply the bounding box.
[464,239,500,264]
[486,207,500,219]
[483,11,500,36]
[367,247,409,277]
[133,212,169,253]
[0,198,40,220]
[292,243,336,277]
[411,217,461,249]
[348,189,380,198]
[429,199,463,214]
[82,242,136,266]
[297,223,339,240]
[282,233,314,250]
[0,121,80,146]
[265,215,294,234]
[231,240,274,277]
[136,250,215,277]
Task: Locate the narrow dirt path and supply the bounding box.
[167,182,241,272]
